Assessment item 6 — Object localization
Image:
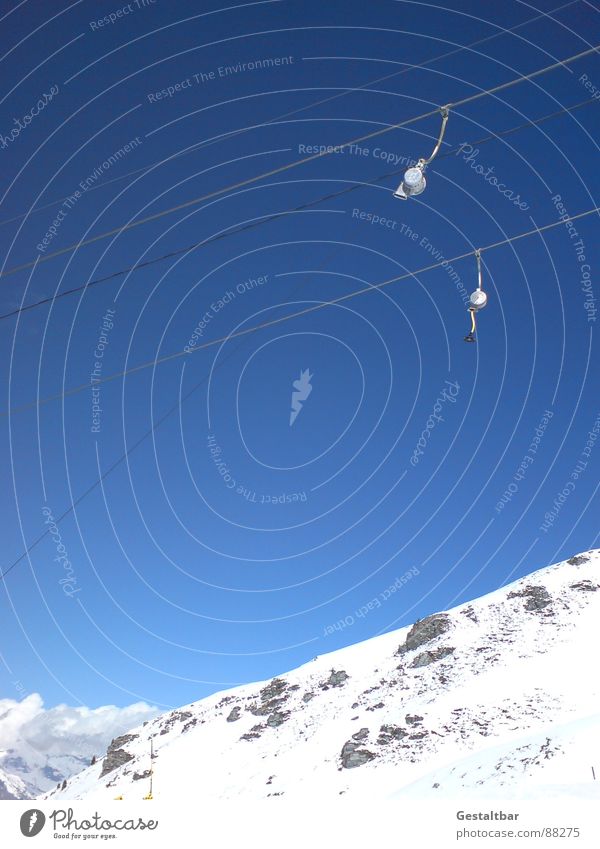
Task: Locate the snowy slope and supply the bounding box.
[41,550,600,801]
[0,765,29,800]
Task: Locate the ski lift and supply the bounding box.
[394,106,450,200]
[464,249,487,342]
[143,738,154,800]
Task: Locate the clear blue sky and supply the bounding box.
[1,0,599,711]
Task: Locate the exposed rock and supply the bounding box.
[377,724,408,745]
[260,678,288,701]
[243,679,291,717]
[132,770,151,781]
[398,614,451,654]
[366,702,385,711]
[507,585,552,611]
[461,606,478,623]
[410,646,455,668]
[340,740,376,769]
[322,670,349,688]
[567,555,590,565]
[351,728,369,742]
[226,706,241,722]
[172,711,192,722]
[302,692,315,703]
[569,580,599,592]
[266,711,290,728]
[240,732,261,741]
[247,697,287,717]
[405,714,424,725]
[100,734,138,777]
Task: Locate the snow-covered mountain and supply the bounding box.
[42,550,600,801]
[0,694,157,800]
[0,749,89,801]
[0,764,29,800]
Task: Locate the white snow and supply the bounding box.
[40,550,600,802]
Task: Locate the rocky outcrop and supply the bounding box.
[266,711,290,728]
[100,734,138,778]
[247,678,290,717]
[321,670,349,689]
[569,580,599,592]
[410,646,455,668]
[226,706,241,722]
[398,614,451,654]
[507,585,552,611]
[351,728,369,742]
[260,678,288,701]
[377,725,407,745]
[461,606,478,623]
[567,555,589,565]
[340,739,376,769]
[247,698,287,717]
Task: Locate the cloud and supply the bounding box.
[0,693,159,760]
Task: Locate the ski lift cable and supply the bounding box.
[0,0,582,233]
[2,201,598,421]
[1,204,598,583]
[1,42,598,281]
[0,95,597,324]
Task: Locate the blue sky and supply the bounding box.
[1,0,599,712]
